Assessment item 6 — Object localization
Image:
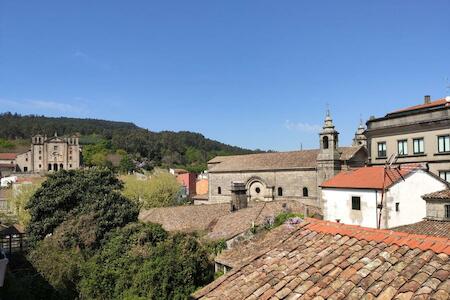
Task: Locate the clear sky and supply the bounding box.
[0,1,449,151]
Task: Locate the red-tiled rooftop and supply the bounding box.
[389,98,448,115]
[193,218,450,299]
[0,153,18,160]
[320,165,416,190]
[423,189,450,200]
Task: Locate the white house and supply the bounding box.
[321,165,449,229]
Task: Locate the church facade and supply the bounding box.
[14,134,81,173]
[207,114,368,209]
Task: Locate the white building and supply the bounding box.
[321,165,449,229]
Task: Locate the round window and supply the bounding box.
[255,187,261,193]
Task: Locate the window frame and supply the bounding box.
[351,196,361,211]
[377,142,387,158]
[438,135,450,153]
[412,138,425,154]
[397,139,408,156]
[445,204,450,219]
[439,170,450,182]
[217,187,222,195]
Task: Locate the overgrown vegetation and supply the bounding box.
[0,113,257,172]
[1,169,216,300]
[272,212,304,228]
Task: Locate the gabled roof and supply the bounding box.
[0,153,18,160]
[422,189,450,200]
[193,218,450,299]
[321,165,419,190]
[208,146,364,173]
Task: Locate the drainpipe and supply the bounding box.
[375,190,378,228]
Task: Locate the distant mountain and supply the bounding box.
[0,112,257,171]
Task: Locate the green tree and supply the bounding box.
[79,224,213,300]
[120,155,136,173]
[26,169,138,247]
[122,170,181,208]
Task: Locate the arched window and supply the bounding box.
[303,187,309,197]
[60,163,64,170]
[323,136,329,149]
[218,187,222,195]
[277,187,283,197]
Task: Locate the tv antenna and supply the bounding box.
[377,154,407,229]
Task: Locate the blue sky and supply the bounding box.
[0,1,449,151]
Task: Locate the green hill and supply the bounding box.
[0,112,256,172]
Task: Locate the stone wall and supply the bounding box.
[208,169,319,207]
[426,199,450,220]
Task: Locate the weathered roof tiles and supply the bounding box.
[192,218,450,299]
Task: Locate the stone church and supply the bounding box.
[207,113,368,209]
[14,133,81,173]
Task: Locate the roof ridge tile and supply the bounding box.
[304,218,450,255]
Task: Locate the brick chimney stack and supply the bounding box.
[424,95,431,104]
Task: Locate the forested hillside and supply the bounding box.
[0,112,256,172]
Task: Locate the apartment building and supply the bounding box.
[366,95,450,181]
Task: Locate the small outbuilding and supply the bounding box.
[321,165,449,229]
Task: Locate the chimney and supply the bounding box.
[230,181,247,211]
[424,95,431,104]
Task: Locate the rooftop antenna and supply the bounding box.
[300,142,303,151]
[326,103,330,117]
[377,153,408,229]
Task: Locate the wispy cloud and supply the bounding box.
[284,120,321,133]
[0,98,87,114]
[73,50,112,71]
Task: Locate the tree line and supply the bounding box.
[0,112,257,172]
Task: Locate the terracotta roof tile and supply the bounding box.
[422,189,450,200]
[388,98,448,115]
[0,153,18,160]
[392,220,450,240]
[193,219,450,299]
[321,165,421,190]
[139,200,316,241]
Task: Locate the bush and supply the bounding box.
[80,224,213,300]
[273,212,304,228]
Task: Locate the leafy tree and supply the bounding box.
[79,224,213,300]
[122,170,181,208]
[26,169,138,247]
[120,154,136,173]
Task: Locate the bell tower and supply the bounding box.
[317,110,342,203]
[352,120,367,147]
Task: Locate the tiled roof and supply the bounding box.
[193,218,450,299]
[392,220,450,240]
[0,153,18,160]
[139,201,314,241]
[206,201,310,241]
[423,189,450,200]
[388,98,448,115]
[208,146,363,173]
[0,163,16,169]
[321,165,417,190]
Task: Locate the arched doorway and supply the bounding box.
[246,177,269,202]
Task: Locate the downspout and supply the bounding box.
[375,190,378,228]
